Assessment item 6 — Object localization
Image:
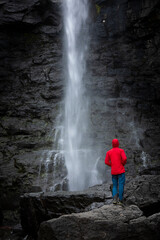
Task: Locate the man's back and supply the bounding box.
[105,139,127,175]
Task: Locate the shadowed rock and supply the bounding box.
[20,183,112,238]
[38,204,160,240]
[125,175,160,216]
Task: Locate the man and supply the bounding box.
[105,139,127,204]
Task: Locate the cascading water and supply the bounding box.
[63,0,102,191]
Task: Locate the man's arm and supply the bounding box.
[105,152,111,166]
[121,150,127,165]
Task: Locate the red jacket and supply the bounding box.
[105,139,127,175]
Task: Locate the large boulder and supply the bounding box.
[20,183,112,238]
[38,204,160,240]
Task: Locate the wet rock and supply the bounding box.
[20,183,112,238]
[0,150,68,211]
[38,204,160,240]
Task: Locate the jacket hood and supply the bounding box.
[112,139,119,148]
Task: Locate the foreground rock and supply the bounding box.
[38,204,160,240]
[20,175,160,238]
[20,184,112,238]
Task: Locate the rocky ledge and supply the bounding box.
[20,175,160,239]
[20,183,112,238]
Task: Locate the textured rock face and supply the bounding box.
[38,204,160,240]
[0,0,160,228]
[89,0,160,175]
[125,175,160,219]
[0,0,64,214]
[0,0,62,27]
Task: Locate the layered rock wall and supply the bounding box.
[0,0,64,213]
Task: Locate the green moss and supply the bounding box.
[96,4,101,15]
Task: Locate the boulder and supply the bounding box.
[38,204,160,240]
[20,183,112,238]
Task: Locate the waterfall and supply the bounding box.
[63,0,101,191]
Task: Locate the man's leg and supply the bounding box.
[118,173,125,201]
[112,175,118,203]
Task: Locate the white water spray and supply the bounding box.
[63,0,101,191]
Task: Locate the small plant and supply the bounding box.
[95,4,101,15]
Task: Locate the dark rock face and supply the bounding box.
[125,175,160,217]
[89,0,160,176]
[0,0,64,214]
[38,204,160,240]
[0,0,62,28]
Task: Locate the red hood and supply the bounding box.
[112,139,119,148]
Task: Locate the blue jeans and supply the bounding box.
[112,173,125,201]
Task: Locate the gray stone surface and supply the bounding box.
[38,204,160,240]
[20,183,112,238]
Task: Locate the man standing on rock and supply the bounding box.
[105,139,127,205]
